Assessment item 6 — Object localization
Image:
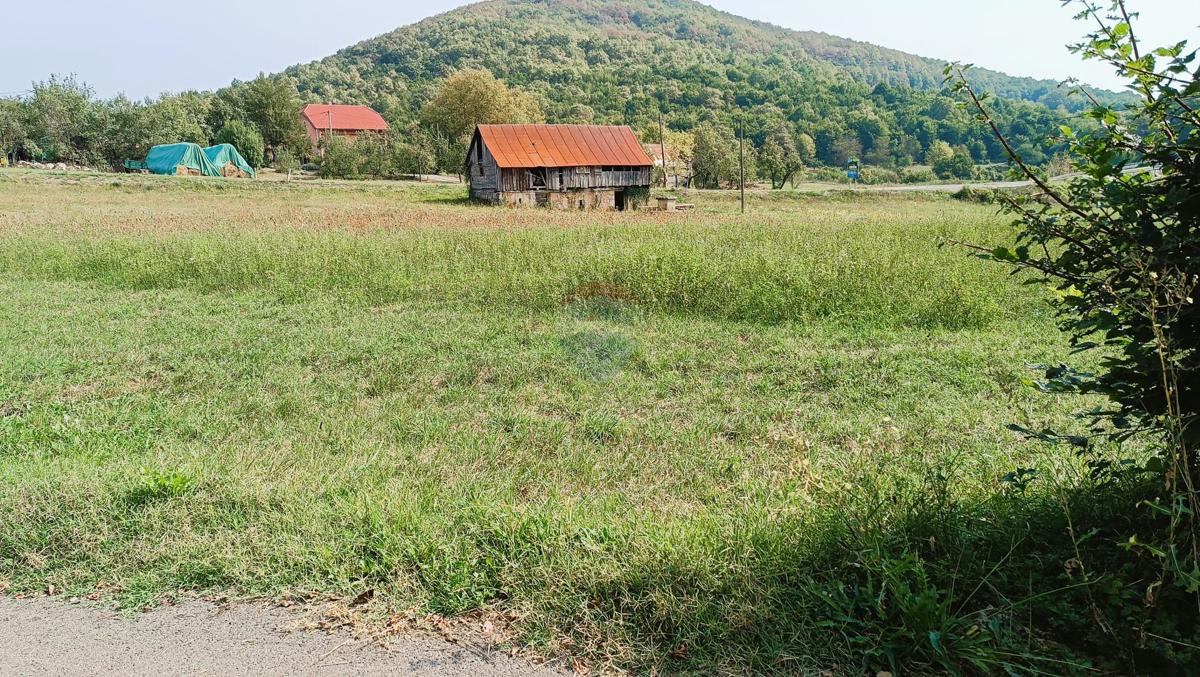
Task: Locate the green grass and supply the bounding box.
[0,172,1190,674]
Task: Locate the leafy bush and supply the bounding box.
[950,186,996,204]
[318,135,364,179]
[933,149,974,179]
[901,166,937,183]
[856,166,900,185]
[215,120,265,169]
[951,0,1200,622]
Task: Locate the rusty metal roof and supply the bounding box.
[301,104,389,132]
[476,125,653,169]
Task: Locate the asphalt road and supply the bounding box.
[0,597,564,677]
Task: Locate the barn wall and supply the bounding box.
[467,136,502,203]
[498,189,622,211]
[500,166,651,191]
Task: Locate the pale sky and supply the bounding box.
[2,1,1197,100]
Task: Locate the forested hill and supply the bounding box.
[291,0,1109,112]
[282,0,1118,166]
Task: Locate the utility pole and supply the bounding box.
[658,114,668,188]
[325,110,334,158]
[739,121,746,214]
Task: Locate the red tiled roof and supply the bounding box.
[301,104,389,132]
[476,125,653,169]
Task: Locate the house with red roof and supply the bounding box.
[466,124,653,210]
[301,104,389,156]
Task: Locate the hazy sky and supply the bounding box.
[3,1,1197,100]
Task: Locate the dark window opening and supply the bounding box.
[476,140,483,162]
[529,169,547,189]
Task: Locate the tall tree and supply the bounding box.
[924,139,954,167]
[242,75,309,156]
[0,99,27,165]
[691,123,737,189]
[26,75,103,164]
[420,69,542,143]
[758,123,804,189]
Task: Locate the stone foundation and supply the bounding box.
[495,188,647,211]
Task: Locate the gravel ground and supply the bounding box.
[0,596,566,676]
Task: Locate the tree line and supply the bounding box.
[1,74,304,170]
[1,67,1041,187]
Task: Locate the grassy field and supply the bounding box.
[0,170,1175,674]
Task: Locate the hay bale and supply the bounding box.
[219,163,250,178]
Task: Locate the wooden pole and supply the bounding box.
[739,122,745,214]
[658,114,668,188]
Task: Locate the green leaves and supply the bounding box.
[987,246,1029,263]
[955,0,1200,609]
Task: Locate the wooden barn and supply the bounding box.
[467,125,653,210]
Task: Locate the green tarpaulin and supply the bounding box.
[203,144,256,178]
[145,143,221,177]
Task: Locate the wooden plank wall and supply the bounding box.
[501,166,650,192]
[467,137,502,201]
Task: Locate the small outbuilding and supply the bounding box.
[466,124,653,210]
[203,144,256,178]
[145,143,222,177]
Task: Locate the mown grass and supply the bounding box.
[0,172,1192,674]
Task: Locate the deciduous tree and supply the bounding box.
[420,69,543,143]
[242,75,309,157]
[0,99,28,166]
[758,123,804,189]
[691,123,737,189]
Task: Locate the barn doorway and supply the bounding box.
[615,190,627,211]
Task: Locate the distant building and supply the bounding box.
[467,124,653,210]
[301,104,389,155]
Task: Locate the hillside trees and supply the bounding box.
[283,0,1079,170]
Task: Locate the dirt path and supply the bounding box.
[864,180,1032,192]
[0,597,565,676]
